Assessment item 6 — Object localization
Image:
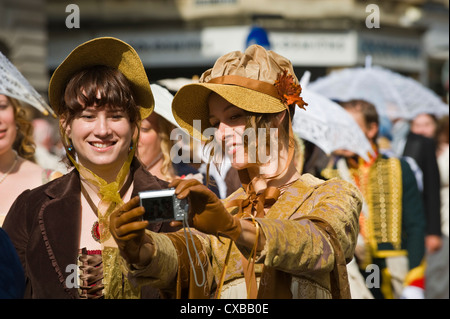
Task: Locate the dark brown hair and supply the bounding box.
[338,99,379,140]
[59,65,140,164]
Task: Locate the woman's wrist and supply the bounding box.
[236,219,266,252]
[132,234,155,268]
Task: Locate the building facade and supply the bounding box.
[1,0,448,98]
[0,0,48,96]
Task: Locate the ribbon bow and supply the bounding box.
[99,181,123,204]
[227,184,280,218]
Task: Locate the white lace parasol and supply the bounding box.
[294,72,374,161]
[0,51,55,117]
[308,62,449,121]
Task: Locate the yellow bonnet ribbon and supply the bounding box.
[66,141,139,299]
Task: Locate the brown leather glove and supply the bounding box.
[169,179,242,241]
[109,196,153,265]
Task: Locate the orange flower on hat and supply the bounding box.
[274,69,308,110]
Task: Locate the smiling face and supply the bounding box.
[410,113,437,139]
[64,104,134,175]
[59,65,140,179]
[0,95,17,156]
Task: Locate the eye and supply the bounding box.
[109,111,126,120]
[0,100,12,110]
[112,114,124,120]
[140,124,152,133]
[79,112,95,120]
[230,114,241,121]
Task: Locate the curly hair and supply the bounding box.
[9,97,36,162]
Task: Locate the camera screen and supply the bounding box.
[139,189,178,223]
[141,195,174,222]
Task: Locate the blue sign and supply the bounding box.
[246,26,270,49]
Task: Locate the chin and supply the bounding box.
[82,152,129,169]
[230,159,257,172]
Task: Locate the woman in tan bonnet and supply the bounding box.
[110,45,362,299]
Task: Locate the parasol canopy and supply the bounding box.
[308,62,449,121]
[294,72,375,161]
[0,51,55,117]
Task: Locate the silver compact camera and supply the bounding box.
[139,188,188,223]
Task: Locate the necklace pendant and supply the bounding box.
[91,221,101,242]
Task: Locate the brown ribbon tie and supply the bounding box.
[223,185,280,299]
[227,185,280,218]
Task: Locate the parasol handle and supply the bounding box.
[300,71,311,88]
[365,55,372,69]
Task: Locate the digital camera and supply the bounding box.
[138,188,188,223]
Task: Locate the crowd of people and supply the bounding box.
[0,37,448,300]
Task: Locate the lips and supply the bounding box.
[0,129,7,139]
[89,141,116,149]
[227,145,237,155]
[226,142,241,156]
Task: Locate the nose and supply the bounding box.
[215,122,228,142]
[93,115,112,137]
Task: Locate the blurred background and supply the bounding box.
[0,0,448,104]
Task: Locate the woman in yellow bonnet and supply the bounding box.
[3,37,179,299]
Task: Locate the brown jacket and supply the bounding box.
[2,158,177,299]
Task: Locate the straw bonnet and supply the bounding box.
[172,44,307,140]
[48,37,154,119]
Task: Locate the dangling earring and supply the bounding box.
[129,138,136,154]
[67,138,75,153]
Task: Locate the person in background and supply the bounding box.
[0,94,62,226]
[32,117,68,174]
[109,44,362,299]
[0,52,61,226]
[3,37,179,298]
[391,116,442,255]
[137,84,180,182]
[0,52,62,226]
[411,113,449,299]
[410,113,439,143]
[322,99,426,299]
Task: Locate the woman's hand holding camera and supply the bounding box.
[109,196,154,266]
[169,179,242,241]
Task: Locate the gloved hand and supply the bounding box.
[169,179,242,241]
[109,196,153,265]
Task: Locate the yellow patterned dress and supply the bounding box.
[123,174,362,299]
